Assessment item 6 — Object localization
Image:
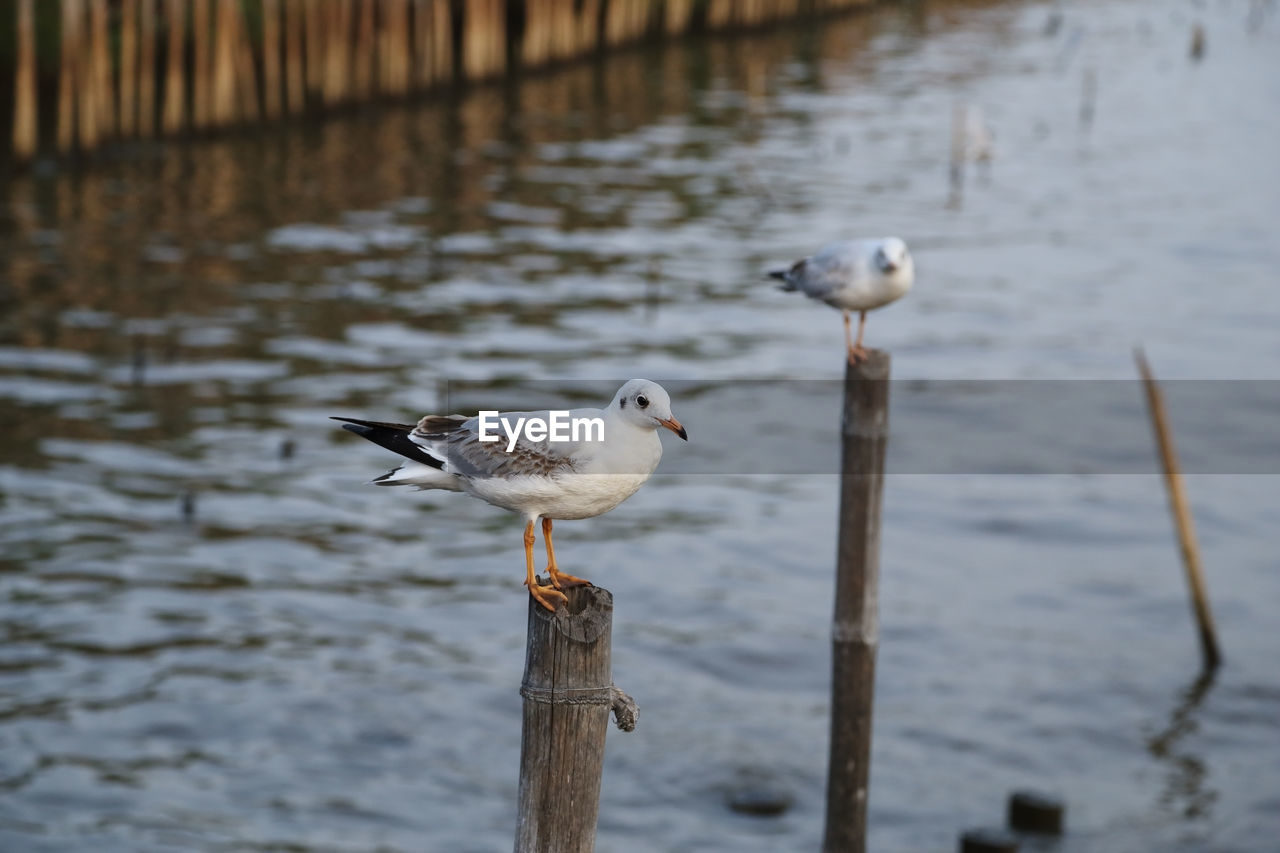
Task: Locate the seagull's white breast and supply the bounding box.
[459,421,663,521]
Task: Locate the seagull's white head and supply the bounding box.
[874,237,912,277]
[612,379,687,440]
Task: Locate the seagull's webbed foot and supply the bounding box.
[547,565,593,590]
[846,345,870,365]
[526,577,569,612]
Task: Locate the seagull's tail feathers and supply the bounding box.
[768,262,802,291]
[372,461,462,490]
[332,416,461,490]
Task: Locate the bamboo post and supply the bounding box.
[1135,349,1222,670]
[13,0,38,159]
[822,350,890,853]
[514,584,637,853]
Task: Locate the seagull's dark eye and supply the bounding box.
[636,395,649,409]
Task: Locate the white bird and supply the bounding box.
[333,379,687,612]
[769,237,915,364]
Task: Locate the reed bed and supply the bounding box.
[6,0,875,163]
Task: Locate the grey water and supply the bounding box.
[2,0,1279,850]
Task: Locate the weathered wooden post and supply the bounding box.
[822,350,890,853]
[515,583,637,853]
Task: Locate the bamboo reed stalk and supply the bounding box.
[194,0,212,128]
[212,0,238,125]
[464,0,505,80]
[577,0,600,56]
[666,0,695,36]
[413,0,431,88]
[120,0,138,137]
[90,0,114,137]
[386,0,410,94]
[13,0,38,159]
[162,0,185,133]
[262,0,282,118]
[74,0,100,150]
[57,0,79,151]
[707,0,733,30]
[323,0,351,105]
[433,0,453,82]
[378,0,393,92]
[523,0,548,67]
[355,0,375,97]
[234,1,260,121]
[1135,349,1222,671]
[138,0,156,135]
[285,0,305,112]
[304,0,323,96]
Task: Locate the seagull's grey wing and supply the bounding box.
[787,243,860,300]
[411,412,578,480]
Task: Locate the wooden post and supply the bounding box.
[515,584,636,853]
[822,350,890,853]
[1135,349,1222,670]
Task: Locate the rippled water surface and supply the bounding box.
[3,0,1279,850]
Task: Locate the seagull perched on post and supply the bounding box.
[332,379,687,612]
[769,237,915,364]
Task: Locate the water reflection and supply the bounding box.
[1146,669,1218,821]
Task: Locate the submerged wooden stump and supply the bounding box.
[514,583,636,853]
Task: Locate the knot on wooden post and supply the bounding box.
[610,686,638,732]
[518,682,639,732]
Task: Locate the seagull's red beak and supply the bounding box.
[659,417,688,441]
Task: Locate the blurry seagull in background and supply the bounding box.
[333,379,687,612]
[769,237,915,364]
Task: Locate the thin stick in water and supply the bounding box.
[1135,348,1222,671]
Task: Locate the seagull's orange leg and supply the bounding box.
[524,520,567,611]
[846,310,869,365]
[543,518,591,589]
